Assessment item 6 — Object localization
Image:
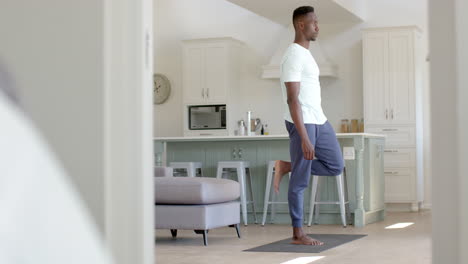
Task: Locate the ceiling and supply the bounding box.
[226,0,365,26]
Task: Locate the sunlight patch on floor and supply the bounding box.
[385,222,414,229]
[280,256,325,264]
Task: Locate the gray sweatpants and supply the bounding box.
[285,120,344,227]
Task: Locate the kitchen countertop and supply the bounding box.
[154,133,386,142]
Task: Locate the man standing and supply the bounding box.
[274,6,344,246]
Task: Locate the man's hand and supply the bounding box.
[301,138,315,160]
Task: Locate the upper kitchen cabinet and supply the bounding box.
[182,37,244,104]
[363,26,422,125]
[362,30,389,124]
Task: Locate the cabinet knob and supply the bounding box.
[232,148,237,159]
[201,89,205,98]
[385,109,388,120]
[391,109,394,119]
[206,88,209,98]
[238,148,243,159]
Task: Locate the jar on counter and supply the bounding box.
[359,118,365,132]
[340,119,349,133]
[350,119,359,133]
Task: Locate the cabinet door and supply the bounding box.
[383,147,416,168]
[388,31,416,124]
[384,168,416,202]
[183,46,205,103]
[204,44,227,103]
[363,32,390,125]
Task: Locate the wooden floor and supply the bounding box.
[155,210,431,264]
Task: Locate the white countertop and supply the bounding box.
[154,133,386,142]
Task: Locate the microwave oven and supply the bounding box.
[188,104,226,130]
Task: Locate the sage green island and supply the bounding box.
[154,133,386,228]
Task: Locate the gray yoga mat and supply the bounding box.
[243,234,367,253]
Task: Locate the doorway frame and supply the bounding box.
[103,0,154,263]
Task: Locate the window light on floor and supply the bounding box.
[280,256,325,264]
[385,222,414,229]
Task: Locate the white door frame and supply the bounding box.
[103,0,154,263]
[429,0,468,263]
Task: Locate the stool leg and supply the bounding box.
[271,187,278,223]
[237,166,248,226]
[246,168,258,224]
[343,167,351,224]
[188,165,195,177]
[216,166,223,179]
[262,163,274,226]
[308,175,319,226]
[314,177,321,224]
[337,173,347,227]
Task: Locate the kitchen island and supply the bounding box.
[154,133,386,227]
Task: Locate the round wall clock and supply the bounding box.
[153,73,171,104]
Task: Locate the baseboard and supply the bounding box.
[385,202,432,212]
[421,203,432,209]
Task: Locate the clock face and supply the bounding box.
[153,73,171,104]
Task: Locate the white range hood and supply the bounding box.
[262,24,338,79]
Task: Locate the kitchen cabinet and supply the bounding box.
[388,31,416,124]
[182,37,244,136]
[362,26,424,210]
[363,29,418,125]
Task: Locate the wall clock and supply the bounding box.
[153,73,171,104]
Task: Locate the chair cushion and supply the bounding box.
[154,177,240,205]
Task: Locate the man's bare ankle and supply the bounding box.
[293,227,305,238]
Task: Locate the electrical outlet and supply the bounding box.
[343,147,355,160]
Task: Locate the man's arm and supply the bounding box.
[285,82,315,160]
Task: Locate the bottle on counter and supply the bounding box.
[261,125,264,135]
[263,124,269,135]
[238,120,246,136]
[246,111,252,136]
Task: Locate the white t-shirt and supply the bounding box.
[280,43,327,124]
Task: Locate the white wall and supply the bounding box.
[154,0,428,134]
[153,0,285,136]
[154,0,431,206]
[0,0,106,230]
[1,1,154,264]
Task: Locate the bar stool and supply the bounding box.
[261,160,292,225]
[308,167,351,227]
[169,162,203,177]
[216,161,258,226]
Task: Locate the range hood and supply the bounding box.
[262,24,338,79]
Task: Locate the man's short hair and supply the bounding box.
[293,6,315,23]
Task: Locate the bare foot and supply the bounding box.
[291,235,324,246]
[274,160,291,194]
